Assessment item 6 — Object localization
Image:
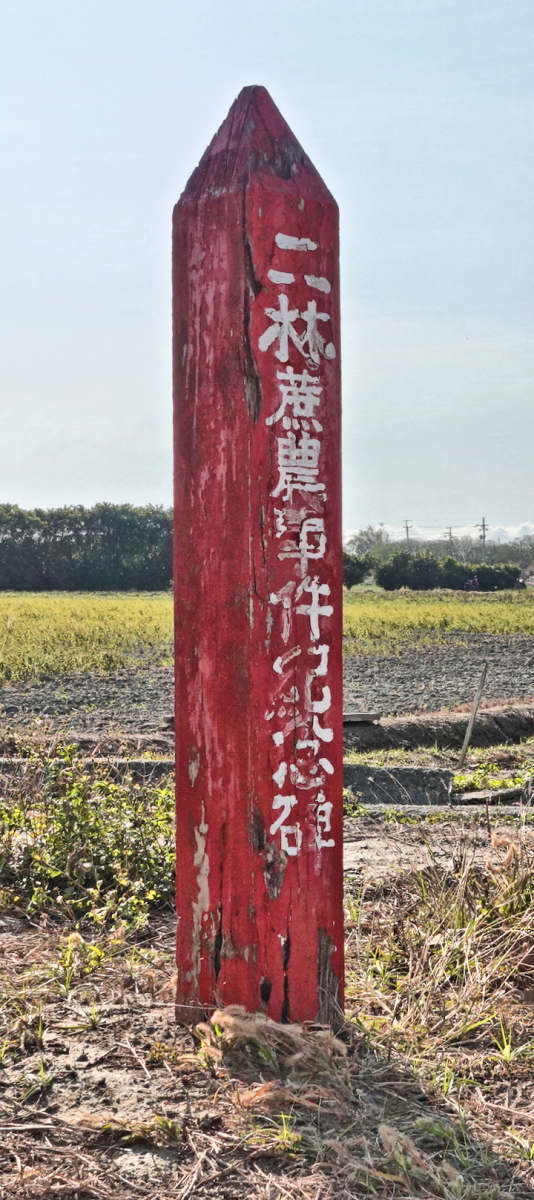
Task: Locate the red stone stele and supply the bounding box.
[173,85,343,1024]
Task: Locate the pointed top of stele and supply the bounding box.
[178,85,332,204]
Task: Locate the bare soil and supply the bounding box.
[2,634,534,1196]
[2,812,534,1198]
[1,633,534,737]
[343,806,534,881]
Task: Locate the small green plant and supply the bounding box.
[383,807,418,826]
[343,788,368,817]
[248,1112,304,1156]
[19,1058,55,1105]
[151,1114,184,1143]
[453,762,530,793]
[508,1131,534,1161]
[0,747,175,929]
[489,1022,534,1065]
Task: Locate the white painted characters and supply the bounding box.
[315,793,335,849]
[259,230,337,860]
[259,294,335,365]
[269,576,333,645]
[271,433,325,504]
[265,368,323,432]
[295,577,333,642]
[267,269,332,294]
[269,795,302,858]
[277,517,326,574]
[274,232,317,251]
[260,232,336,366]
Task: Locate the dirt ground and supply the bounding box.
[343,805,534,881]
[1,632,534,734]
[2,808,534,1198]
[2,633,534,1197]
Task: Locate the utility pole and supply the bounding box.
[404,520,412,547]
[444,527,454,544]
[476,517,488,557]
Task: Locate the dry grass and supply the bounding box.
[344,838,534,1196]
[1,851,534,1196]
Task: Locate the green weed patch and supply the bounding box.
[0,747,175,928]
[344,588,534,652]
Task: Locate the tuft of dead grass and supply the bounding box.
[344,832,534,1195]
[196,1005,350,1088]
[2,792,534,1196]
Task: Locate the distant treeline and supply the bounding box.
[343,550,522,591]
[0,504,527,593]
[0,504,172,591]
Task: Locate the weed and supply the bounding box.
[509,1131,534,1161]
[453,762,530,793]
[343,787,368,817]
[18,1057,55,1105]
[489,1021,534,1065]
[0,746,175,929]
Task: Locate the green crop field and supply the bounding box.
[344,587,534,651]
[0,592,173,683]
[0,589,533,683]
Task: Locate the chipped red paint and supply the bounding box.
[173,86,343,1024]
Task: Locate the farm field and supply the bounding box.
[0,592,173,684]
[343,587,534,650]
[0,590,534,732]
[0,593,533,1194]
[1,589,534,684]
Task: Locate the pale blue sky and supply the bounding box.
[2,0,533,531]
